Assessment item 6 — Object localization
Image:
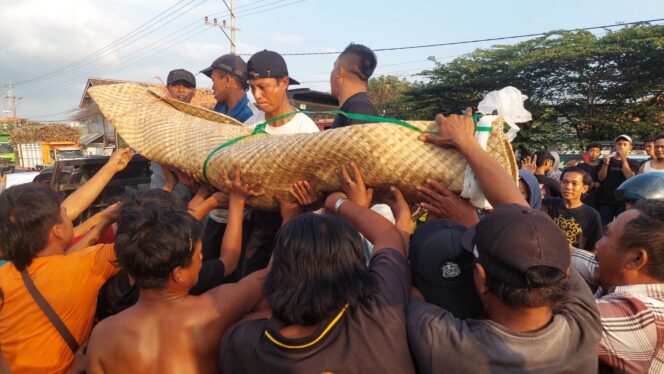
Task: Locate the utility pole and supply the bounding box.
[3,81,22,119]
[204,0,240,54]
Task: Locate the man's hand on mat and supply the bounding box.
[337,162,373,208]
[419,107,476,153]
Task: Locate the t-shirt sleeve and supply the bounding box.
[556,268,601,335]
[369,249,411,306]
[189,259,226,295]
[345,101,379,125]
[584,208,603,250]
[541,197,558,215]
[79,243,119,283]
[406,298,461,373]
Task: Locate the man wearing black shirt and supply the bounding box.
[329,43,379,128]
[598,135,639,225]
[577,142,603,209]
[220,168,415,373]
[542,167,602,251]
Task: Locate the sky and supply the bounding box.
[1,0,662,121]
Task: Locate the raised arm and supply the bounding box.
[206,268,268,331]
[278,180,321,226]
[62,149,133,220]
[385,186,414,249]
[188,190,228,221]
[618,150,635,179]
[219,165,263,276]
[598,156,609,182]
[325,163,405,256]
[420,109,527,207]
[67,203,119,254]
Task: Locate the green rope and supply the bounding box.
[201,110,491,182]
[201,110,423,182]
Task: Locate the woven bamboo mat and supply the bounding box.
[89,82,518,209]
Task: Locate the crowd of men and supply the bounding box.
[0,43,663,374]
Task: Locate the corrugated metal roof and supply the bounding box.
[79,132,104,145]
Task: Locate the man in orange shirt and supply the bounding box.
[0,149,132,373]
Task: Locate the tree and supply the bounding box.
[367,75,413,118]
[402,24,664,150]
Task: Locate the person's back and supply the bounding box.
[407,205,601,374]
[221,179,415,373]
[86,189,264,373]
[88,292,232,373]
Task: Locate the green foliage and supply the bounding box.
[401,24,664,149]
[367,75,413,117]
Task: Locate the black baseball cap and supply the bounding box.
[166,69,196,88]
[200,54,248,82]
[410,220,483,319]
[462,204,570,288]
[247,50,299,85]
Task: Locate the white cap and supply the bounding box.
[614,134,632,143]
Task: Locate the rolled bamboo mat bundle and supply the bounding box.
[89,82,518,210]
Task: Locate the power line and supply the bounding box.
[20,0,304,96]
[13,0,200,86]
[238,18,664,56]
[20,0,306,100]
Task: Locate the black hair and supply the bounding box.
[339,43,377,82]
[585,142,602,152]
[264,213,377,326]
[621,199,664,281]
[486,266,569,308]
[118,188,185,210]
[561,166,593,186]
[654,133,664,143]
[534,150,555,168]
[114,190,202,290]
[0,184,63,271]
[644,137,655,144]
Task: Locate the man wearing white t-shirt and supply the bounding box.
[241,50,319,275]
[243,50,319,134]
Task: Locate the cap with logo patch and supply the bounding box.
[409,220,483,319]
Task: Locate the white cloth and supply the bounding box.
[243,111,320,135]
[461,86,532,209]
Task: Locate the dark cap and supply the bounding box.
[462,204,570,288]
[200,54,248,82]
[247,50,299,85]
[166,69,196,88]
[410,220,483,319]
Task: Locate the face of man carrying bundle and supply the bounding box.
[246,50,300,115]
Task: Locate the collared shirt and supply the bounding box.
[213,94,255,123]
[572,249,664,373]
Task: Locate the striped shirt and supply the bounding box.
[572,249,664,373]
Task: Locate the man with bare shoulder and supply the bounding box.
[85,168,266,373]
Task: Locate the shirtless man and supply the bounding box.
[85,167,266,373]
